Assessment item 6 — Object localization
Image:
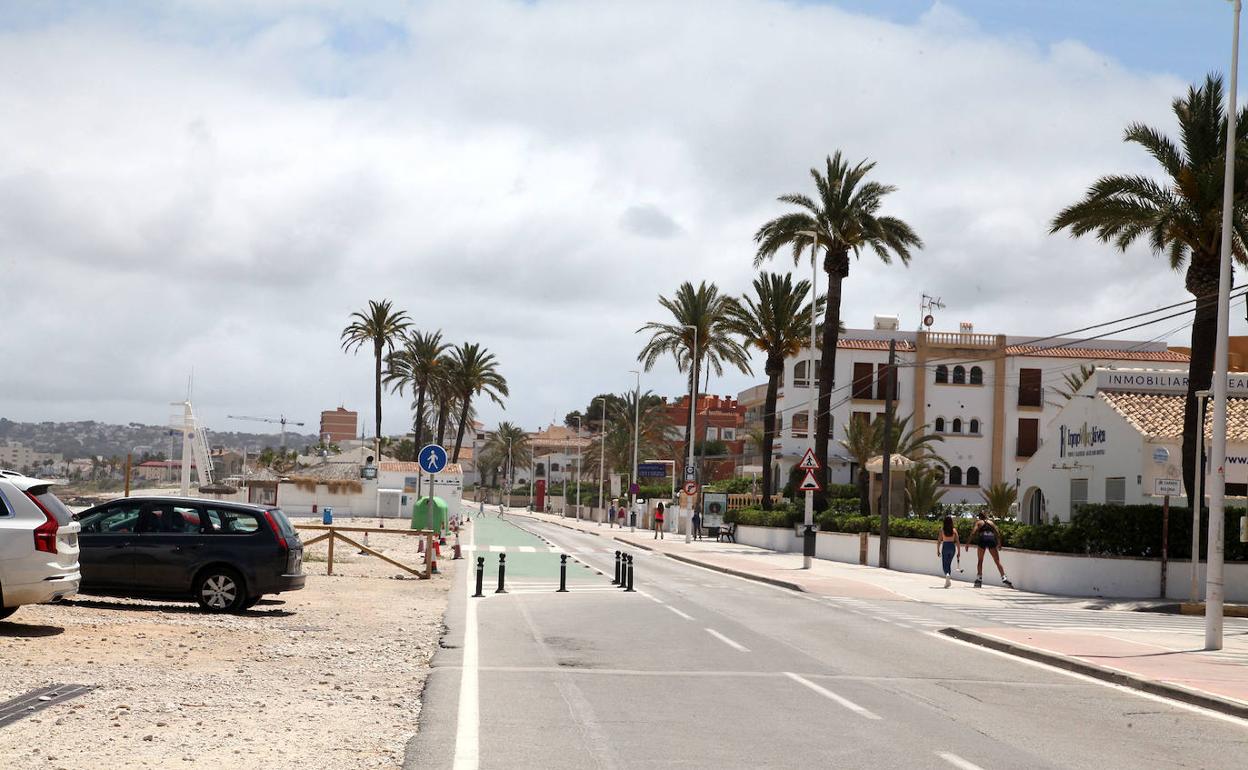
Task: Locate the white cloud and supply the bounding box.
[0,0,1227,444]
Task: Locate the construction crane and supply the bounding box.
[227,415,306,451]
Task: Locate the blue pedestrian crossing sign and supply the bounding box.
[419,444,448,474]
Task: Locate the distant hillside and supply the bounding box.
[0,418,317,460]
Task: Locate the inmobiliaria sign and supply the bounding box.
[1059,422,1107,458]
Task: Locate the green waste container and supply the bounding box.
[412,495,449,532]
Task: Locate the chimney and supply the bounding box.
[873,314,899,331]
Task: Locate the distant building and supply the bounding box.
[736,384,769,472]
[0,441,62,470]
[320,407,358,443]
[660,395,746,482]
[135,460,195,481]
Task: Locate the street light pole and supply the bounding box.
[506,436,513,510]
[596,397,607,525]
[630,369,641,531]
[798,231,821,569]
[572,415,583,521]
[683,323,699,543]
[1207,0,1241,651]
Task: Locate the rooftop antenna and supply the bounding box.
[919,294,945,332]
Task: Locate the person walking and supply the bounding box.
[937,514,961,588]
[608,500,617,528]
[691,507,702,541]
[966,512,1012,588]
[653,501,665,540]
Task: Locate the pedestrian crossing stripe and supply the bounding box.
[459,544,653,555]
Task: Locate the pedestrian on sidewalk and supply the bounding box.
[653,501,665,540]
[937,514,961,588]
[966,512,1012,588]
[691,507,702,541]
[608,500,617,528]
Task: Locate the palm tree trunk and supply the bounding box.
[816,248,850,511]
[373,341,384,446]
[761,363,781,511]
[452,396,472,463]
[857,468,870,516]
[686,362,699,465]
[436,400,449,447]
[414,386,427,446]
[1182,264,1220,508]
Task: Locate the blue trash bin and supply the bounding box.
[322,506,334,525]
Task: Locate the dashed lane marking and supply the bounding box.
[783,672,881,720]
[938,752,985,770]
[667,606,694,621]
[706,628,750,652]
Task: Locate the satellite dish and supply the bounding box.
[923,314,935,328]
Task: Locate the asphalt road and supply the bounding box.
[406,514,1248,769]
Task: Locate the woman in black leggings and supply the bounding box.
[966,512,1012,588]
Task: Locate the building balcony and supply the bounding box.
[922,331,999,349]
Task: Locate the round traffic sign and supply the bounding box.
[419,444,449,474]
[683,481,699,496]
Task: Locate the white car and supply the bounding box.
[0,473,81,620]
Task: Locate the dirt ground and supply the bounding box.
[0,517,455,770]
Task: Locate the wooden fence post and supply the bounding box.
[327,530,335,576]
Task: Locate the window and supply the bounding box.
[852,362,875,399]
[852,411,871,427]
[535,462,545,477]
[876,363,898,401]
[948,466,963,486]
[952,365,966,384]
[935,365,948,384]
[1017,418,1039,457]
[1105,477,1126,506]
[934,417,946,433]
[966,467,980,487]
[552,463,561,472]
[792,413,809,437]
[794,360,819,388]
[204,507,260,534]
[969,366,983,385]
[721,428,735,441]
[80,502,142,533]
[969,418,980,434]
[1070,478,1089,515]
[952,418,962,434]
[1019,368,1042,407]
[706,427,720,440]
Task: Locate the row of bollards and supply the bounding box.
[471,551,633,598]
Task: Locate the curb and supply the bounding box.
[613,537,654,552]
[660,551,806,593]
[940,627,1248,720]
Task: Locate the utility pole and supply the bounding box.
[597,397,607,523]
[879,339,897,570]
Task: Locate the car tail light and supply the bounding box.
[262,509,289,554]
[26,491,59,554]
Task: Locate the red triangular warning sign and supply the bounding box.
[798,468,821,491]
[798,448,820,470]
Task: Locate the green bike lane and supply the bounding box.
[468,513,606,586]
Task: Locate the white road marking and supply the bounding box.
[783,672,881,720]
[453,524,479,769]
[488,544,505,552]
[518,546,536,553]
[705,628,750,652]
[938,752,985,770]
[637,591,664,604]
[667,606,694,621]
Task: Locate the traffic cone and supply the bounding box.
[431,539,440,574]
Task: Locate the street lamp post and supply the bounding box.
[505,436,513,511]
[572,415,583,521]
[798,230,821,570]
[1207,0,1241,651]
[596,397,607,526]
[630,369,641,532]
[682,323,699,543]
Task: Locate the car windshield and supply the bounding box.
[29,485,75,525]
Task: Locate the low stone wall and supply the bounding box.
[735,524,1248,602]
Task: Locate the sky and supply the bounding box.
[0,0,1243,444]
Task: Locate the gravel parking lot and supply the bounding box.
[0,517,454,770]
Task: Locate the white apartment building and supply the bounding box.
[0,441,62,470]
[770,317,1190,503]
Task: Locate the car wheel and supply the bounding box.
[0,606,17,621]
[195,568,246,613]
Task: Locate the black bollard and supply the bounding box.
[625,554,635,592]
[495,553,507,594]
[473,557,485,598]
[612,550,621,585]
[557,554,569,593]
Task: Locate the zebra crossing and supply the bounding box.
[497,581,633,595]
[460,544,654,556]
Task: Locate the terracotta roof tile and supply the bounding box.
[836,339,917,351]
[1100,391,1248,441]
[1006,345,1189,362]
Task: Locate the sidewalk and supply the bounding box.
[513,509,1248,719]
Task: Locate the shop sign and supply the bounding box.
[1059,422,1107,458]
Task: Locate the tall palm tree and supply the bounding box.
[583,390,670,479]
[839,415,945,516]
[384,330,450,447]
[448,342,509,463]
[637,281,751,464]
[481,422,532,488]
[724,272,823,509]
[755,152,923,506]
[430,354,457,448]
[340,299,412,449]
[1051,74,1248,503]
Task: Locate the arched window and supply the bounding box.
[970,366,983,385]
[952,418,962,434]
[935,466,946,484]
[969,418,980,434]
[934,417,946,433]
[952,365,966,384]
[966,467,980,487]
[935,365,948,384]
[535,462,546,477]
[949,466,963,486]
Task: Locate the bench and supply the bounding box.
[716,522,737,543]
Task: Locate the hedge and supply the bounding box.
[728,503,1248,561]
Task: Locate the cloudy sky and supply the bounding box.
[1,0,1242,443]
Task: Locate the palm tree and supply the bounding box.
[481,422,532,488]
[724,272,823,509]
[384,330,450,447]
[1057,364,1097,400]
[981,482,1018,519]
[340,300,412,449]
[755,152,923,506]
[583,390,670,480]
[1051,74,1248,503]
[637,281,751,466]
[430,354,457,448]
[839,415,945,516]
[906,466,947,517]
[448,342,509,463]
